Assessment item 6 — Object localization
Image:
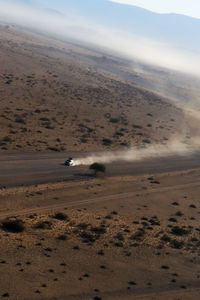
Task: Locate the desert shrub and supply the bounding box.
[141,221,148,226]
[80,138,88,143]
[91,226,106,235]
[149,219,160,226]
[5,80,12,84]
[2,293,9,298]
[34,220,52,230]
[2,136,12,143]
[133,221,139,224]
[48,147,60,152]
[114,233,124,241]
[190,237,198,242]
[111,211,118,215]
[79,231,97,243]
[133,125,142,129]
[170,226,189,236]
[89,163,106,175]
[114,131,124,137]
[39,117,50,121]
[143,139,151,144]
[15,117,25,124]
[168,218,177,223]
[160,235,171,242]
[170,239,184,249]
[189,204,196,208]
[130,229,145,240]
[45,124,54,130]
[114,242,123,247]
[21,127,27,133]
[57,235,67,240]
[44,247,52,252]
[73,245,80,250]
[77,223,89,230]
[151,180,160,184]
[52,212,68,221]
[175,211,183,217]
[102,138,112,146]
[128,281,136,286]
[161,265,169,269]
[171,202,179,206]
[1,219,25,233]
[9,130,17,134]
[109,118,119,123]
[120,142,129,147]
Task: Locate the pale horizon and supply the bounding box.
[109,0,200,19]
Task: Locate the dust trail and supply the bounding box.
[73,138,200,166]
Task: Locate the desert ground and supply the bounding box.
[1,169,200,299]
[0,23,192,153]
[1,23,200,300]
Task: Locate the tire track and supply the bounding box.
[1,180,200,219]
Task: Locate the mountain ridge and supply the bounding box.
[32,0,200,52]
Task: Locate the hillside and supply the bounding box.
[0,24,187,153]
[36,0,200,52]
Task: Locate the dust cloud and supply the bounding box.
[73,138,200,166]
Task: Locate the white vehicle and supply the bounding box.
[64,157,74,166]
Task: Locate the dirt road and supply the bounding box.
[1,151,200,188]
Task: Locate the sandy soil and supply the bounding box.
[1,22,200,300]
[0,169,200,299]
[0,24,188,153]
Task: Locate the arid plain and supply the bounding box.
[1,24,200,300]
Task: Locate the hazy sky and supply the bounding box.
[109,0,200,19]
[0,0,200,77]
